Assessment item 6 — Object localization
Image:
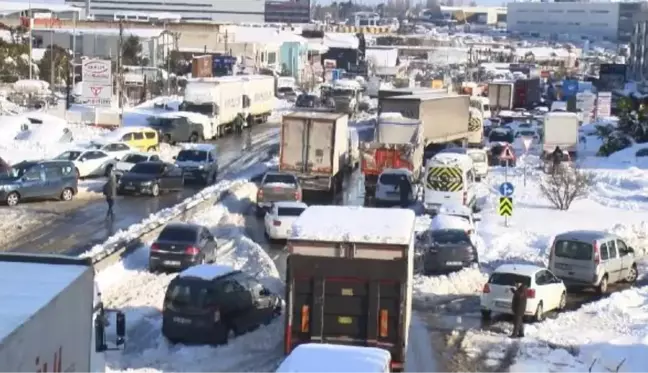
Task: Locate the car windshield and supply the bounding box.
[148,117,176,128]
[165,281,213,308]
[264,174,296,184]
[122,154,149,163]
[158,226,198,242]
[176,150,207,162]
[489,272,531,287]
[468,152,486,163]
[278,87,294,93]
[278,207,306,216]
[553,240,593,260]
[518,130,535,136]
[180,102,214,116]
[5,163,35,179]
[441,147,466,154]
[130,163,164,174]
[55,151,81,161]
[431,230,471,245]
[379,173,407,185]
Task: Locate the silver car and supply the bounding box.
[548,230,639,294]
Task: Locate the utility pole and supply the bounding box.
[50,30,54,87]
[28,0,33,80]
[118,20,124,125]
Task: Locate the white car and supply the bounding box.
[264,201,308,240]
[114,152,161,178]
[54,149,115,178]
[480,264,567,322]
[436,203,480,232]
[375,168,417,207]
[89,141,134,160]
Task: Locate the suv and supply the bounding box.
[162,264,281,345]
[148,113,206,144]
[173,144,219,185]
[0,160,77,206]
[256,172,302,217]
[548,230,639,294]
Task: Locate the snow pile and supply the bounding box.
[413,268,487,305]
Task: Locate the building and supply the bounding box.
[64,0,265,23]
[507,1,646,42]
[630,13,648,81]
[264,0,310,24]
[439,6,506,25]
[0,1,85,20]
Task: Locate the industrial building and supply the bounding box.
[264,0,310,24]
[438,6,506,25]
[507,1,646,42]
[629,14,648,81]
[64,0,265,23]
[0,1,84,20]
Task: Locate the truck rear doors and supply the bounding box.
[281,116,334,175]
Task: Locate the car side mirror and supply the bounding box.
[627,247,635,254]
[259,288,271,296]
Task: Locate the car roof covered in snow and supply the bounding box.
[493,263,543,277]
[178,264,237,281]
[290,206,416,245]
[554,230,615,242]
[428,152,473,167]
[276,343,391,373]
[430,214,472,231]
[0,253,90,342]
[380,168,412,176]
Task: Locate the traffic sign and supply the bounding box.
[500,146,515,161]
[499,197,513,217]
[499,182,514,197]
[522,137,533,152]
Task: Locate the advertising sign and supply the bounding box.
[598,64,627,92]
[596,92,612,119]
[81,59,112,107]
[81,84,112,107]
[578,81,594,93]
[561,79,579,98]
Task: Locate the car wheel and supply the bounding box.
[597,275,608,294]
[60,188,74,201]
[558,291,566,310]
[151,183,160,197]
[6,191,20,206]
[104,164,113,177]
[534,302,544,322]
[626,265,638,283]
[480,309,491,320]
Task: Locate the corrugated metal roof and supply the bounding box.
[34,27,166,38]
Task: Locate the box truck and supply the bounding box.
[488,82,514,111]
[0,253,125,372]
[181,77,245,137]
[241,75,275,125]
[542,112,580,157]
[284,205,415,372]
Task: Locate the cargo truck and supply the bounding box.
[361,113,424,193]
[488,82,514,111]
[284,205,415,372]
[0,253,126,372]
[467,107,484,146]
[542,112,579,157]
[378,94,471,146]
[181,78,245,137]
[241,75,275,125]
[191,55,212,78]
[513,78,541,109]
[279,112,350,196]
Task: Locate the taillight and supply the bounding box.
[526,288,536,299]
[466,229,473,235]
[150,243,160,252]
[185,246,200,255]
[301,305,310,333]
[482,283,490,293]
[257,189,263,199]
[294,191,301,200]
[463,191,468,205]
[273,220,281,226]
[379,309,388,337]
[593,241,600,265]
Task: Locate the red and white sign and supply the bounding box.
[82,59,112,84]
[81,83,112,107]
[500,145,515,160]
[522,137,533,152]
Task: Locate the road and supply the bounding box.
[3,123,278,255]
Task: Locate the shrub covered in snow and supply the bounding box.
[539,165,595,210]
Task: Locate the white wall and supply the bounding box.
[507,2,620,40]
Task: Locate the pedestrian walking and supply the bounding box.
[103,170,117,219]
[398,175,412,208]
[550,146,563,174]
[510,282,528,338]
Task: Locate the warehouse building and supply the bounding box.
[507,1,646,42]
[629,14,648,81]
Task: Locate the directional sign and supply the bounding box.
[499,197,513,217]
[499,182,514,197]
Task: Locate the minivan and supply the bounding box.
[162,264,281,345]
[0,160,78,206]
[548,230,639,294]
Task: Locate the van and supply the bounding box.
[466,148,488,180]
[99,126,159,152]
[548,230,639,294]
[277,344,391,373]
[0,160,78,206]
[423,153,477,213]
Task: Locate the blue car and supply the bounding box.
[0,160,78,206]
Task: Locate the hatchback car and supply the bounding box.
[480,264,567,322]
[149,223,217,272]
[117,161,184,197]
[421,229,479,274]
[548,230,639,294]
[374,168,416,207]
[264,201,308,241]
[54,148,115,178]
[0,160,78,206]
[162,264,281,345]
[113,152,161,180]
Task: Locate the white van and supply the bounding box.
[277,343,391,373]
[470,96,491,119]
[423,153,477,212]
[466,148,488,180]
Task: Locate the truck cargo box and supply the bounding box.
[488,82,514,110]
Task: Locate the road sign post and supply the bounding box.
[521,137,533,187]
[500,145,515,185]
[498,182,514,227]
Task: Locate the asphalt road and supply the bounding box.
[4,123,278,255]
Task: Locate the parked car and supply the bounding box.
[174,145,219,185]
[480,264,567,322]
[96,126,159,152]
[256,172,302,217]
[148,112,208,144]
[117,161,184,196]
[420,229,479,274]
[53,148,115,178]
[88,141,134,160]
[114,152,161,180]
[0,160,77,206]
[149,222,217,272]
[548,230,639,294]
[162,264,281,345]
[264,201,308,241]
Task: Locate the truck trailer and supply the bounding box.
[284,205,415,372]
[181,77,245,137]
[488,82,514,111]
[242,75,275,125]
[513,78,541,109]
[542,112,580,157]
[0,253,125,372]
[279,112,350,196]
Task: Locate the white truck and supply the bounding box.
[241,75,275,125]
[468,107,484,146]
[279,112,350,196]
[181,77,245,137]
[542,112,580,158]
[0,253,125,372]
[488,82,514,111]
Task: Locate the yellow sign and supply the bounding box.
[431,80,444,89]
[338,316,352,324]
[499,197,513,217]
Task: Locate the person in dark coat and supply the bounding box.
[103,170,117,219]
[398,175,412,208]
[551,146,563,173]
[510,282,528,338]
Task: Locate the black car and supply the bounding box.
[174,145,219,185]
[162,264,281,345]
[148,114,205,144]
[488,143,517,167]
[295,94,319,108]
[117,161,184,196]
[421,229,479,275]
[149,222,217,272]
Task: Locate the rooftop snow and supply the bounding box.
[494,263,543,277]
[0,261,87,341]
[290,206,416,245]
[277,343,391,373]
[430,214,472,231]
[36,28,166,39]
[178,264,236,281]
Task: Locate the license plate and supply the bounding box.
[164,260,181,266]
[173,316,191,324]
[446,261,462,266]
[496,301,510,308]
[338,316,352,324]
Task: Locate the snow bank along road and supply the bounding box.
[1,123,278,255]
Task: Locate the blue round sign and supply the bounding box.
[499,182,515,197]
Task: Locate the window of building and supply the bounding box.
[530,21,543,25]
[517,20,528,24]
[517,9,528,13]
[590,10,610,14]
[267,52,277,65]
[567,9,586,13]
[591,22,608,27]
[548,10,563,13]
[532,9,543,13]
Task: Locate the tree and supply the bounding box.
[122,35,143,66]
[38,46,70,86]
[596,97,648,156]
[539,166,594,210]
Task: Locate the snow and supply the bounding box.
[430,214,472,231]
[493,263,542,277]
[290,206,416,245]
[277,344,391,373]
[177,264,236,281]
[0,260,86,341]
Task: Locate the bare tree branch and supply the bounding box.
[539,165,595,210]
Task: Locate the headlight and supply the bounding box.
[141,181,152,186]
[198,165,204,170]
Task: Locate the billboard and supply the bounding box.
[598,63,627,91]
[561,79,579,98]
